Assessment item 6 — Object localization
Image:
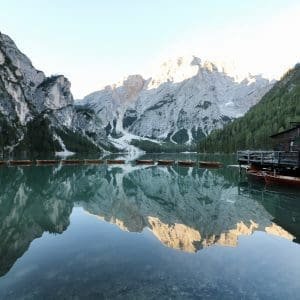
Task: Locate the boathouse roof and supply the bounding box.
[270,122,300,138]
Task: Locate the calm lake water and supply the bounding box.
[0,154,300,299]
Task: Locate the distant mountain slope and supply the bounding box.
[198,64,300,152]
[79,56,273,148]
[0,32,116,156]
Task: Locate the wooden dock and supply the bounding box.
[237,150,300,168]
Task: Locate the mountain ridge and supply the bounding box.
[78,55,274,150]
[0,32,277,155]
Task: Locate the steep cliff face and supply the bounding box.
[80,56,273,147]
[0,32,115,155]
[77,74,148,142]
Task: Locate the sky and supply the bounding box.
[1,0,300,98]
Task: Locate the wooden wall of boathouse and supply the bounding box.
[270,123,300,152]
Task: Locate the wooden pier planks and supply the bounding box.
[237,150,300,168]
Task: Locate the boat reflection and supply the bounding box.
[0,163,299,277]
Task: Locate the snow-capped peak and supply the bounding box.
[80,55,274,148]
[147,55,268,89]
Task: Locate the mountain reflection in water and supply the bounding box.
[0,163,300,278]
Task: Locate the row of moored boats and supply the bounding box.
[0,159,223,168]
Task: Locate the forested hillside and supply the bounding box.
[198,64,300,153]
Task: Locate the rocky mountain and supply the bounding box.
[199,64,300,152]
[78,56,274,151]
[0,32,276,155]
[0,32,116,156]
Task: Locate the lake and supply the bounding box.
[0,154,300,299]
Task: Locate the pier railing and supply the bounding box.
[237,150,300,168]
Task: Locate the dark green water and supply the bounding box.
[0,154,300,299]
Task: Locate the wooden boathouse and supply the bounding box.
[237,122,300,173]
[270,122,300,152]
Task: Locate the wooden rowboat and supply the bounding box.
[265,174,300,187]
[157,160,174,165]
[107,159,125,164]
[61,159,85,165]
[199,161,223,168]
[9,160,33,166]
[136,159,155,165]
[36,160,59,165]
[178,160,196,167]
[246,169,265,182]
[0,161,6,165]
[84,159,104,164]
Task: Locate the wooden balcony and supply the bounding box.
[237,150,300,168]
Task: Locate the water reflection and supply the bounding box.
[0,163,299,277]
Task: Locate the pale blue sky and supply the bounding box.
[1,0,300,98]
